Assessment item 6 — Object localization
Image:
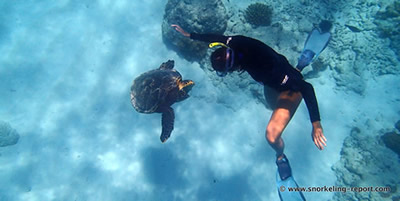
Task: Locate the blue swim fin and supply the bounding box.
[296,28,331,71]
[276,170,306,201]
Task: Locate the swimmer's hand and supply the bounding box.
[171,24,190,37]
[312,121,327,150]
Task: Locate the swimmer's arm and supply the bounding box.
[312,121,326,150]
[298,81,320,122]
[190,33,228,43]
[299,81,327,150]
[171,24,228,43]
[171,24,190,37]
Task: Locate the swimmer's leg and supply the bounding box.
[265,90,302,180]
[265,90,302,157]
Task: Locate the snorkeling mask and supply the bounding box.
[209,40,235,77]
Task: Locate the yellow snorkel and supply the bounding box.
[209,42,229,49]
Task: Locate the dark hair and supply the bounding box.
[210,47,227,73]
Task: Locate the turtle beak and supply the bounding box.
[184,83,194,94]
[180,80,194,93]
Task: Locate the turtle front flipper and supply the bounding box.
[160,106,175,143]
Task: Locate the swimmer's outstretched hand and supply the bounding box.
[312,121,327,150]
[171,24,190,37]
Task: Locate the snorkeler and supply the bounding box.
[171,24,327,181]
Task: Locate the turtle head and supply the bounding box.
[180,80,194,93]
[176,80,194,102]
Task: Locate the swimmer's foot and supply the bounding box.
[276,154,292,180]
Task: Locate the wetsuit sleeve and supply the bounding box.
[298,80,321,123]
[190,33,229,43]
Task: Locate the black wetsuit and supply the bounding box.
[191,33,320,122]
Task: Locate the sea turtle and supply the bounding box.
[130,60,194,143]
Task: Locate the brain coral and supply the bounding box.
[244,3,273,27]
[0,121,20,147]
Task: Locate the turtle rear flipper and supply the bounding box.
[160,106,175,143]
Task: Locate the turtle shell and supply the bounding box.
[130,69,181,113]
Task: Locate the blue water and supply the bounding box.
[1,1,400,201]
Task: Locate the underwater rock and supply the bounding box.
[161,0,228,62]
[381,131,400,157]
[0,121,20,147]
[243,3,273,27]
[395,120,400,132]
[331,127,400,201]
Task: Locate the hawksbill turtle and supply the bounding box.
[130,60,194,143]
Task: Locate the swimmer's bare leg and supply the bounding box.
[265,90,302,159]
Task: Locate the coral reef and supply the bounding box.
[375,1,400,60]
[161,0,228,62]
[303,59,328,79]
[243,3,272,27]
[381,131,400,157]
[0,120,19,147]
[331,127,400,201]
[375,1,400,37]
[325,1,400,95]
